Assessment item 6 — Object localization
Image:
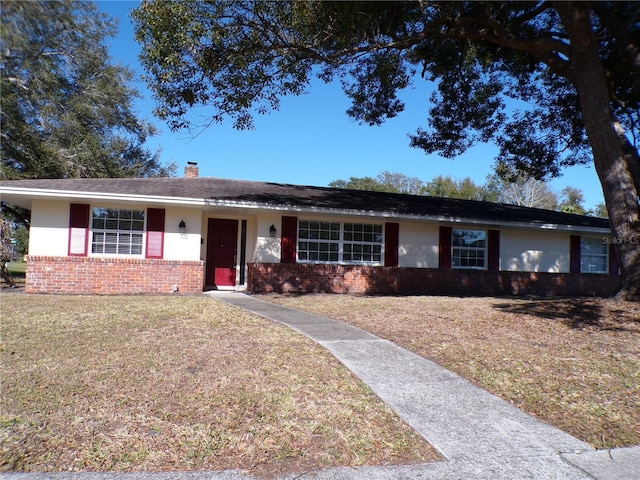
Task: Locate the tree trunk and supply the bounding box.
[558,4,640,301]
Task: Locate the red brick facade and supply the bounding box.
[247,263,621,297]
[22,257,622,297]
[25,256,204,295]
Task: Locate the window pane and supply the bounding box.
[298,220,382,264]
[580,237,607,273]
[343,222,383,264]
[582,255,604,272]
[452,229,486,269]
[131,220,144,231]
[106,219,119,230]
[91,208,145,256]
[581,237,607,255]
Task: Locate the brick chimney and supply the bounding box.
[184,162,199,178]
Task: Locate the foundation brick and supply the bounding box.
[247,263,621,297]
[25,256,204,295]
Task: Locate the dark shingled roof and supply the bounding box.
[0,177,610,229]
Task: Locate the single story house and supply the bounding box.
[0,163,621,296]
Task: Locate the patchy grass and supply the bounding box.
[0,294,438,477]
[258,294,640,450]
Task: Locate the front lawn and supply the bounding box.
[259,294,640,450]
[0,294,437,476]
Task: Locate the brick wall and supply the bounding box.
[247,263,621,297]
[25,256,204,295]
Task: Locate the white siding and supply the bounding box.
[29,200,70,256]
[163,207,202,261]
[27,199,582,275]
[398,222,439,268]
[252,215,282,263]
[501,229,570,273]
[28,201,204,261]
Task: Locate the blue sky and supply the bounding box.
[96,1,605,210]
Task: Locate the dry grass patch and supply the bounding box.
[258,294,640,450]
[0,294,438,477]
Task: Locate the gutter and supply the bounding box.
[0,186,206,207]
[205,198,612,235]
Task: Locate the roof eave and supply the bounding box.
[0,187,205,207]
[206,199,612,234]
[0,186,610,235]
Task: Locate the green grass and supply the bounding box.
[6,261,26,276]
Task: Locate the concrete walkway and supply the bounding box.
[8,292,639,480]
[209,292,639,480]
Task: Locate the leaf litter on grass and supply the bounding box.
[0,294,439,477]
[258,294,640,450]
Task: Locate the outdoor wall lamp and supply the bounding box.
[178,220,186,234]
[269,224,277,238]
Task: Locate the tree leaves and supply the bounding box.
[1,0,171,180]
[132,1,638,181]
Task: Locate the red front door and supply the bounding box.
[206,218,238,288]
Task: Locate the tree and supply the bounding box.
[592,202,609,219]
[0,219,16,287]
[329,175,400,193]
[559,187,588,215]
[133,1,640,300]
[330,172,500,200]
[329,171,425,194]
[487,174,558,210]
[1,0,174,182]
[376,171,426,195]
[329,172,496,200]
[423,175,497,201]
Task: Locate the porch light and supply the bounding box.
[179,220,186,234]
[269,224,277,238]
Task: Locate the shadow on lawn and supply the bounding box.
[492,298,639,332]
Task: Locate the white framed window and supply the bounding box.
[298,220,340,262]
[297,220,383,264]
[91,208,145,255]
[581,237,608,273]
[452,229,486,269]
[343,223,383,262]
